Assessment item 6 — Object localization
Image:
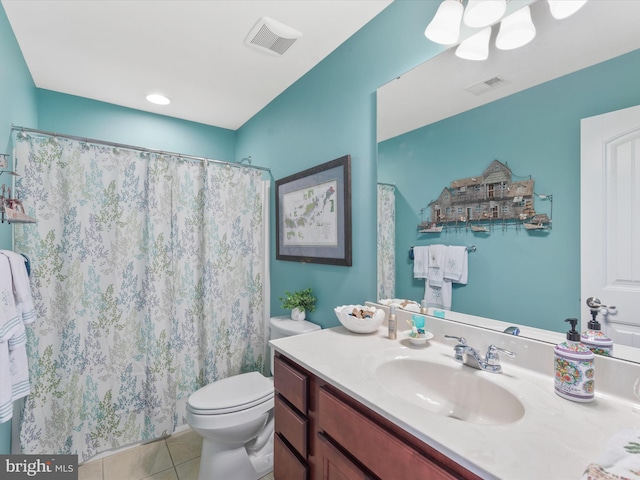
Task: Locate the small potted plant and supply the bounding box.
[280,287,316,321]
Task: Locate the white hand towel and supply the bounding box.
[0,342,13,422]
[0,250,36,325]
[423,278,452,310]
[413,246,430,279]
[444,246,468,285]
[9,321,30,401]
[583,429,640,479]
[0,255,22,343]
[427,244,445,287]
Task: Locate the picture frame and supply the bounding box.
[275,155,352,266]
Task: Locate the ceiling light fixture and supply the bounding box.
[548,0,588,20]
[495,6,536,51]
[424,0,464,45]
[146,93,171,105]
[463,0,506,28]
[455,27,491,61]
[425,0,588,61]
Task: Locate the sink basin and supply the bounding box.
[375,358,525,425]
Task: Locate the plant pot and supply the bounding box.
[291,307,306,321]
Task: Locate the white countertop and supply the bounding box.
[270,320,640,480]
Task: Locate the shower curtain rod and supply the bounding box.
[11,125,271,173]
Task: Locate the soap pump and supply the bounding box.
[581,302,613,357]
[554,318,594,403]
[420,300,428,315]
[388,306,397,340]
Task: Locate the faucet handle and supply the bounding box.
[444,335,467,345]
[485,345,516,366]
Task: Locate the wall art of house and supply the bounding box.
[423,159,538,226]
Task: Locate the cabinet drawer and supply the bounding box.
[274,356,308,413]
[275,394,308,457]
[318,387,457,480]
[275,432,308,480]
[317,432,373,480]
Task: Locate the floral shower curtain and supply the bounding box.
[12,132,266,462]
[377,184,395,300]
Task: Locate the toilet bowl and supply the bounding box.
[187,372,274,480]
[186,316,320,480]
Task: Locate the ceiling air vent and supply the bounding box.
[245,17,302,56]
[465,75,508,96]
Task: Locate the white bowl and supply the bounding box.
[379,299,420,312]
[403,329,434,346]
[334,305,385,333]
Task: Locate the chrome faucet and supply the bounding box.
[444,335,515,374]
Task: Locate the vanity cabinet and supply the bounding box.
[274,352,482,480]
[273,355,310,480]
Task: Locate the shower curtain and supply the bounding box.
[12,132,266,462]
[377,184,395,300]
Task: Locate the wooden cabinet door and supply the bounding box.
[318,387,459,480]
[317,433,374,480]
[275,433,308,480]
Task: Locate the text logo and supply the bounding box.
[0,455,77,479]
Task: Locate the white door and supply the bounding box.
[581,104,640,346]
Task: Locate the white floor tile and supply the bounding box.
[166,429,203,466]
[78,458,103,480]
[103,439,173,480]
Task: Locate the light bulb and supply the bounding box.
[463,0,507,28]
[496,5,536,50]
[425,0,464,45]
[548,0,588,20]
[146,93,171,105]
[455,27,491,61]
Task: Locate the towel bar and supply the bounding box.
[409,245,475,260]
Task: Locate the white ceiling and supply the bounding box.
[2,0,392,131]
[378,0,640,142]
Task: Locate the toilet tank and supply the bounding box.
[269,316,321,374]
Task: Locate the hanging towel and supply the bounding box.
[0,254,33,420]
[0,250,36,325]
[427,244,445,287]
[413,246,430,279]
[0,255,21,343]
[423,278,452,310]
[0,342,12,422]
[444,246,468,285]
[9,322,30,402]
[582,429,640,479]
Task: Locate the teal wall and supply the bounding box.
[237,0,443,327]
[0,0,450,450]
[37,90,237,161]
[0,2,38,454]
[12,0,627,452]
[379,48,640,332]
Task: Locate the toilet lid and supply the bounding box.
[270,316,321,336]
[188,372,273,414]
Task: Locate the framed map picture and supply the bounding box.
[276,155,352,266]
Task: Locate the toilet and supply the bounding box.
[186,316,320,480]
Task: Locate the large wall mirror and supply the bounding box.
[376,0,640,362]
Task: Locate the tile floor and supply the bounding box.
[77,428,275,480]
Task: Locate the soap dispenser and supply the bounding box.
[581,308,613,357]
[554,318,595,403]
[388,306,397,340]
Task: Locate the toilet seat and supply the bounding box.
[187,372,274,415]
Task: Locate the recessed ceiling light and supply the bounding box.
[146,93,171,105]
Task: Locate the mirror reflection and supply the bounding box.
[376,0,640,362]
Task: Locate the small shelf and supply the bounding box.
[1,165,37,224]
[1,205,37,224]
